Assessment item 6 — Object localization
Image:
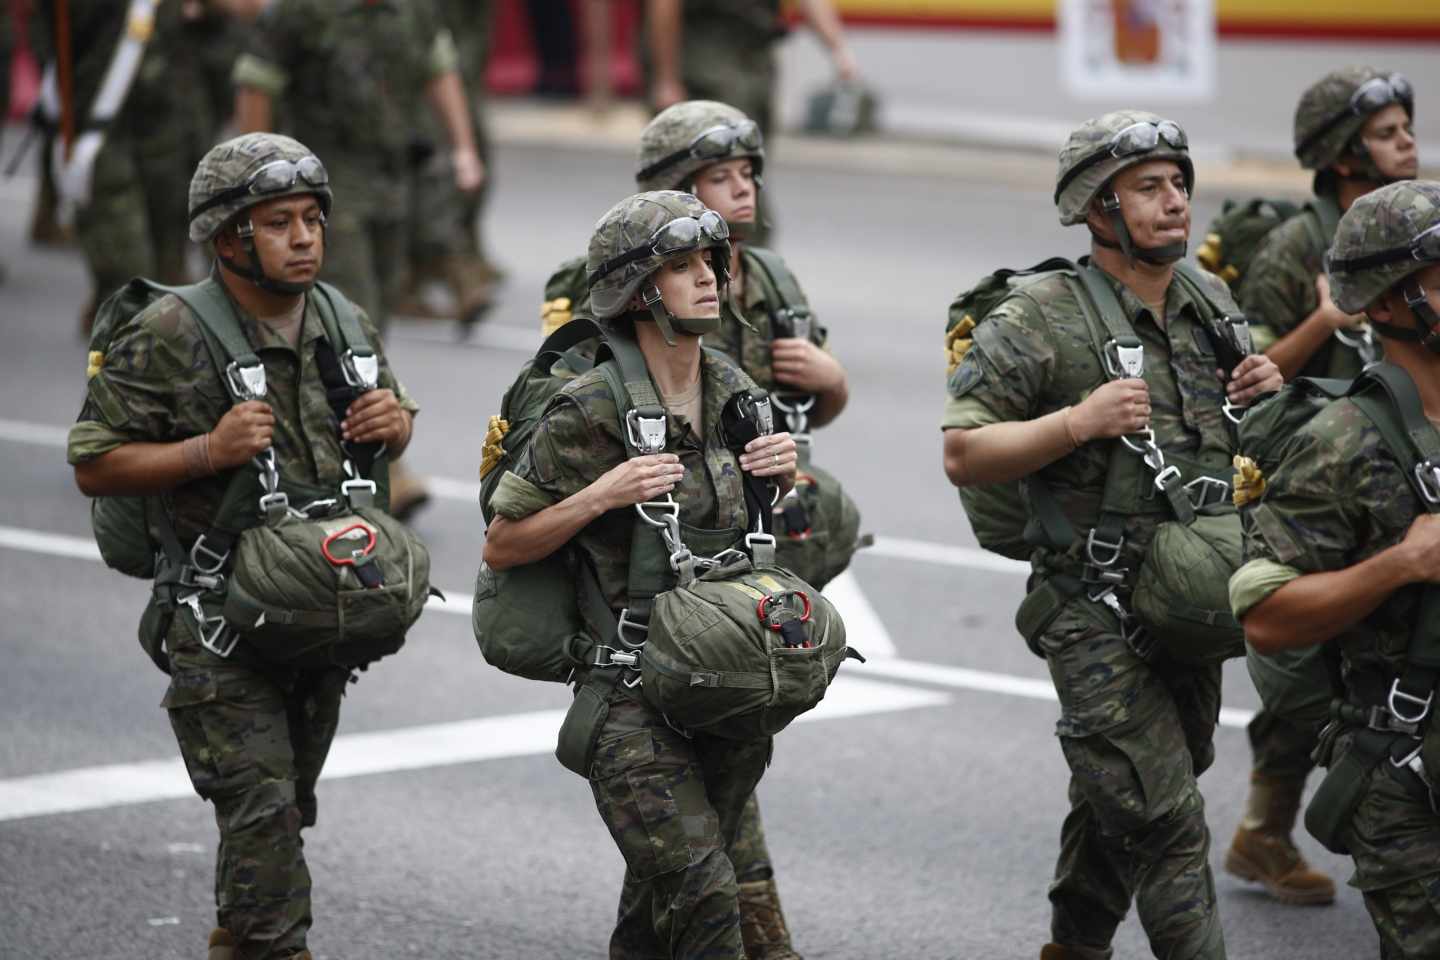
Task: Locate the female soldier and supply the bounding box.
[484,191,798,960]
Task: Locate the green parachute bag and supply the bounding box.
[1131,509,1246,663]
[773,461,864,590]
[642,557,853,740]
[84,280,187,578]
[1195,197,1303,291]
[945,258,1077,561]
[222,506,432,668]
[474,318,606,683]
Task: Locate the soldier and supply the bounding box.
[542,99,853,959]
[1220,66,1416,911]
[233,0,483,518]
[1234,179,1440,959]
[395,0,497,332]
[1244,67,1417,381]
[67,133,418,960]
[484,190,799,960]
[941,112,1282,960]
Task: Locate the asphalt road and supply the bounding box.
[0,135,1381,959]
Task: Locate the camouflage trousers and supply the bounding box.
[1339,744,1440,960]
[318,163,408,336]
[590,696,771,960]
[1248,708,1318,781]
[162,617,349,960]
[75,134,191,308]
[728,793,774,883]
[1038,599,1226,960]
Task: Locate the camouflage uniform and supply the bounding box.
[651,1,781,141]
[68,133,418,960]
[33,1,199,313]
[1231,180,1440,960]
[233,0,458,334]
[492,193,771,959]
[943,113,1233,959]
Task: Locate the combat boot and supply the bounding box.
[207,928,236,960]
[442,253,495,336]
[1039,944,1110,960]
[387,458,432,524]
[738,877,803,960]
[1224,772,1335,905]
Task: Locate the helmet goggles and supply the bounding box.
[1327,221,1440,274]
[189,155,330,223]
[589,210,730,286]
[1295,73,1414,160]
[1054,120,1187,203]
[637,121,764,183]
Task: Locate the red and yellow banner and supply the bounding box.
[823,0,1440,41]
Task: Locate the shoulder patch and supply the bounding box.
[948,347,986,398]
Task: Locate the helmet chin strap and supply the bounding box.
[1341,141,1408,188]
[638,251,730,346]
[218,216,321,296]
[640,283,680,347]
[1094,193,1187,266]
[1371,281,1440,355]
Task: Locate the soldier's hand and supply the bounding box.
[1072,379,1150,441]
[740,432,798,495]
[342,389,409,447]
[591,454,684,511]
[1315,274,1367,331]
[771,339,843,395]
[1224,354,1284,406]
[1399,514,1440,583]
[652,78,687,111]
[453,147,484,193]
[209,400,274,469]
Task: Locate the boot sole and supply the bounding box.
[1223,848,1336,906]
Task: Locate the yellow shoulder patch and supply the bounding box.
[479,415,511,479]
[128,8,155,42]
[1232,455,1267,508]
[540,297,573,336]
[86,350,105,379]
[944,314,976,375]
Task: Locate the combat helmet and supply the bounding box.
[188,133,332,294]
[636,100,765,193]
[587,191,731,345]
[1293,67,1413,181]
[1054,110,1194,265]
[1327,179,1440,352]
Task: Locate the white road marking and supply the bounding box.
[0,418,70,448]
[0,675,948,823]
[427,474,480,503]
[823,570,897,658]
[0,525,103,562]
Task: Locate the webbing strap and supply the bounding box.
[1304,195,1342,249]
[605,334,663,417]
[745,246,810,320]
[643,643,773,690]
[1352,364,1440,464]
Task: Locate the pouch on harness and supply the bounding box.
[472,330,855,771]
[954,259,1254,663]
[1234,364,1440,853]
[86,278,432,671]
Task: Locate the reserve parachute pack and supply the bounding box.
[473,330,854,770]
[950,259,1253,663]
[86,278,432,671]
[532,249,866,589]
[1231,364,1440,853]
[1194,196,1307,291]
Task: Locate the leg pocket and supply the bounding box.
[1060,708,1195,837]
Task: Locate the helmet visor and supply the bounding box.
[1327,221,1440,274]
[1296,73,1414,160]
[189,156,330,223]
[590,211,730,287]
[1055,120,1188,203]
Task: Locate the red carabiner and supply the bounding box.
[321,523,377,567]
[757,590,813,648]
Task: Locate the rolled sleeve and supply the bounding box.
[1230,558,1302,619]
[429,27,458,77]
[941,394,1002,432]
[232,52,288,96]
[489,471,558,521]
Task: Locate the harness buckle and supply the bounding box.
[1093,587,1153,658]
[1414,460,1440,505]
[594,645,640,669]
[1085,529,1125,568]
[1119,427,1157,457]
[1366,704,1419,737]
[189,535,229,575]
[1102,338,1145,379]
[341,349,380,391]
[745,532,777,566]
[1184,476,1231,509]
[635,497,680,528]
[777,307,813,342]
[258,491,290,522]
[1388,678,1434,725]
[625,409,668,455]
[224,360,267,401]
[341,478,377,509]
[1152,464,1182,494]
[616,609,649,649]
[179,567,225,593]
[1390,741,1439,814]
[183,594,239,659]
[1222,401,1247,425]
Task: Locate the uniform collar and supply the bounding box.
[1093,263,1203,332]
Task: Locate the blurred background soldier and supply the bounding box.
[233,0,483,519]
[395,0,498,336]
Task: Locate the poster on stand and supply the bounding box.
[1059,0,1217,101]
